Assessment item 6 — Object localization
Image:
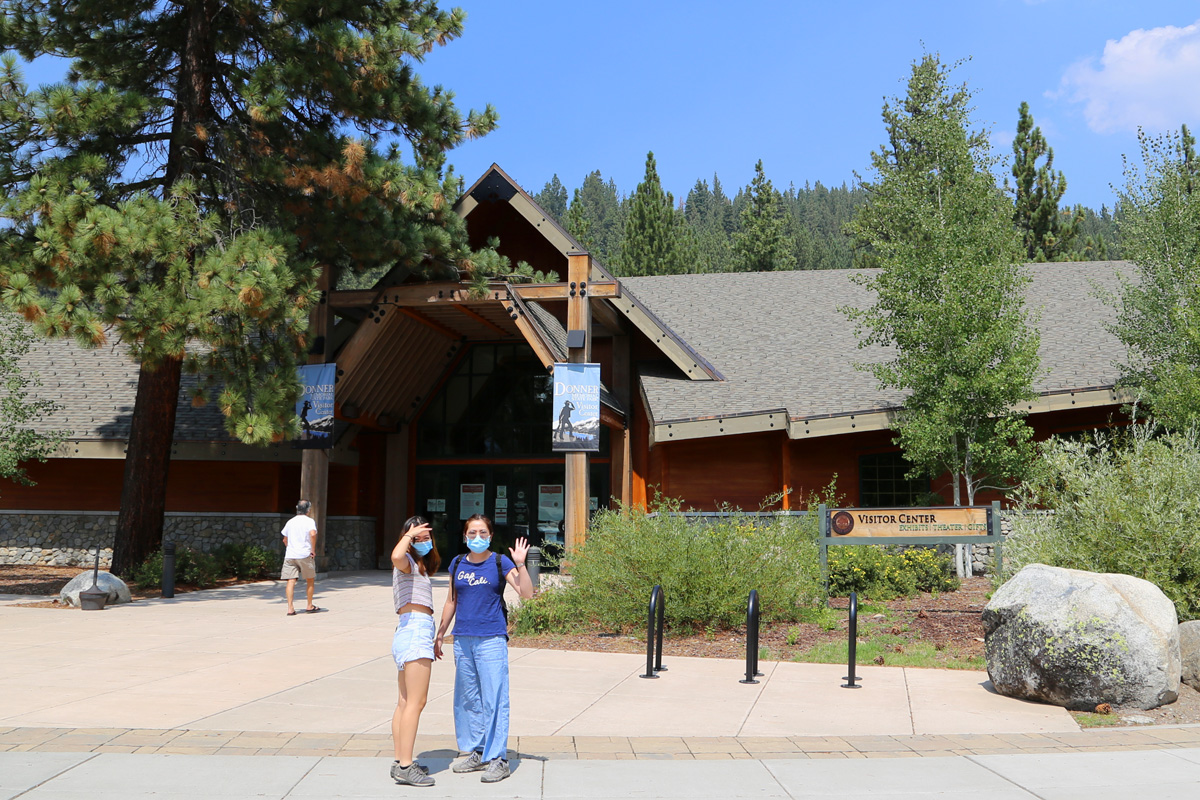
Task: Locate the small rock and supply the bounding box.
[1120,715,1154,725]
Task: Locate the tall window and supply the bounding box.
[858,451,929,507]
[417,344,608,458]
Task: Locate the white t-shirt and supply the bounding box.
[282,514,317,559]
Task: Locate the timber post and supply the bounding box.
[301,266,332,573]
[564,252,592,552]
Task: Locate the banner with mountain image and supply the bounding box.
[551,363,600,452]
[294,363,336,449]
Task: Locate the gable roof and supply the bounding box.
[623,261,1132,444]
[456,164,723,381]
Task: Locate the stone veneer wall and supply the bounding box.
[0,510,377,572]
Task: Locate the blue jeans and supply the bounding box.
[452,635,510,762]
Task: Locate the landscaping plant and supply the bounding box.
[512,495,826,636]
[827,545,960,600]
[1004,424,1200,619]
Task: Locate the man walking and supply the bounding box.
[282,500,320,615]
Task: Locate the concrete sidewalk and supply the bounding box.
[5,570,1200,797]
[4,747,1200,799]
[0,571,1074,738]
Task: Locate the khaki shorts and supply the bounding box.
[281,557,316,580]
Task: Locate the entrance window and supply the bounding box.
[419,343,608,458]
[419,344,552,457]
[858,451,929,507]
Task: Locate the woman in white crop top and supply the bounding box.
[389,515,439,787]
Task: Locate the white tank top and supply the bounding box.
[393,554,434,612]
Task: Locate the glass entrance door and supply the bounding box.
[415,463,609,569]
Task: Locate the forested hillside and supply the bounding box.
[530,154,1120,276]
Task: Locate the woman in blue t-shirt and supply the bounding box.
[434,514,533,784]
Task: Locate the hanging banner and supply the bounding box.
[294,363,336,449]
[552,363,601,452]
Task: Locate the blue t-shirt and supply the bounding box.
[451,553,515,638]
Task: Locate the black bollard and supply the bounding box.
[842,591,861,688]
[526,546,541,590]
[640,585,663,679]
[654,585,667,673]
[740,589,762,684]
[162,541,176,599]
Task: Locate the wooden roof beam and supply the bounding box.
[510,281,619,301]
[329,282,510,309]
[502,293,556,369]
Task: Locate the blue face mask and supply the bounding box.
[466,536,490,554]
[412,540,433,557]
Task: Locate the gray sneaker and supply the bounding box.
[480,758,510,783]
[451,751,485,773]
[391,762,434,786]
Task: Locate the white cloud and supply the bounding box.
[1056,20,1200,134]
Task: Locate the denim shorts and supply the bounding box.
[392,612,436,669]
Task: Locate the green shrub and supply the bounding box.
[214,542,279,579]
[176,547,220,588]
[1004,424,1200,619]
[129,551,165,589]
[130,545,224,590]
[511,493,827,635]
[827,546,959,600]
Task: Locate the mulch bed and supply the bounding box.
[509,577,990,662]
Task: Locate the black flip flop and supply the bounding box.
[305,606,321,613]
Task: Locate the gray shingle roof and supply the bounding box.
[11,324,233,441]
[9,261,1131,441]
[622,261,1130,425]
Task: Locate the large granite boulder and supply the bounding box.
[1181,620,1200,691]
[60,571,132,607]
[983,564,1180,710]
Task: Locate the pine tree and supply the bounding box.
[0,1,497,573]
[847,54,1037,506]
[565,187,596,253]
[683,176,734,272]
[1012,101,1079,261]
[565,170,624,269]
[733,160,795,272]
[621,152,688,276]
[534,174,568,223]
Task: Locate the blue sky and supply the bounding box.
[14,1,1200,210]
[417,0,1200,210]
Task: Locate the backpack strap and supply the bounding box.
[497,553,508,623]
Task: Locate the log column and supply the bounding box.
[564,252,592,552]
[301,267,331,573]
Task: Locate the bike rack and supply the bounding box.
[842,591,862,688]
[640,584,667,678]
[740,589,764,684]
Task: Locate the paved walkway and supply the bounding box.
[4,570,1200,797]
[0,571,1074,738]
